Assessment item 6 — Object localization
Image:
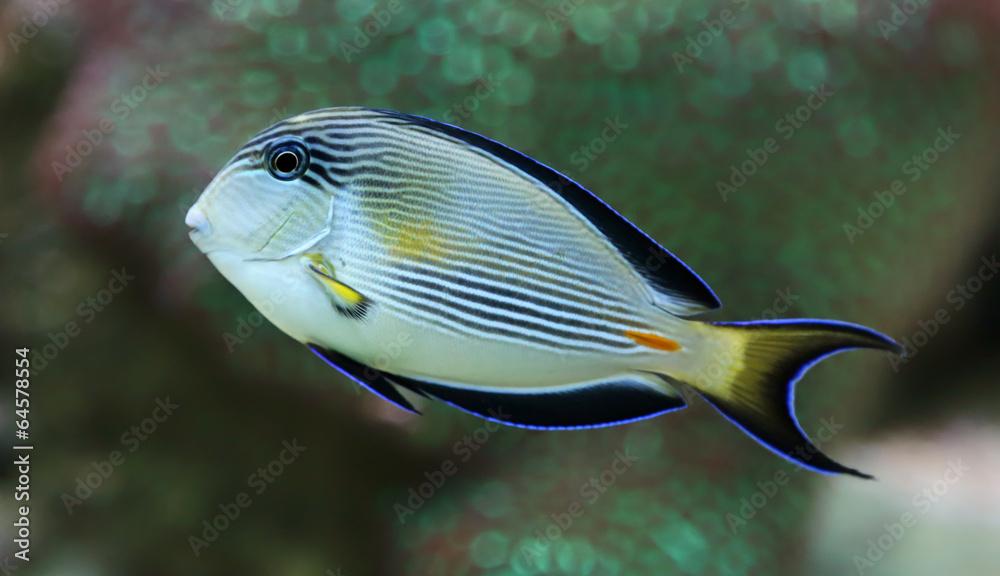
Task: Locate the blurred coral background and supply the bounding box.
[0,0,998,574]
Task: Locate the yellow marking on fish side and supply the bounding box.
[624,330,682,352]
[388,219,449,263]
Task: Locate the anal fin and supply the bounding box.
[308,344,420,414]
[307,344,686,429]
[410,374,687,430]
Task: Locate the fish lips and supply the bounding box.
[186,203,231,257]
[185,204,211,233]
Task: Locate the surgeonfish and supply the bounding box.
[186,107,901,478]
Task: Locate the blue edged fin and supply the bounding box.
[308,344,420,414]
[409,375,687,431]
[372,108,721,316]
[694,320,902,479]
[309,343,685,428]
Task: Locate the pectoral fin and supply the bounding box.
[302,253,371,320]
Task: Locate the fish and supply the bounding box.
[186,107,901,479]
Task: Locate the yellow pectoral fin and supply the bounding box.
[301,254,371,320]
[322,275,366,307]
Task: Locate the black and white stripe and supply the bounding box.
[231,108,660,354]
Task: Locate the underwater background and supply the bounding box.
[1,0,998,574]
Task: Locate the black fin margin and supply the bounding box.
[701,320,902,479]
[308,344,687,430]
[703,400,875,479]
[307,344,420,414]
[412,378,686,430]
[371,108,721,314]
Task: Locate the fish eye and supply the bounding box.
[265,139,309,181]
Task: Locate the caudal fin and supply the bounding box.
[689,320,901,479]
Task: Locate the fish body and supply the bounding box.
[187,107,900,477]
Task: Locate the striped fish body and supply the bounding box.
[187,107,901,477]
[304,114,693,388]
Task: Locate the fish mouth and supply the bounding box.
[185,204,212,236]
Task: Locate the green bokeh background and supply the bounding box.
[1,0,998,574]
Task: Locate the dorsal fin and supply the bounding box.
[372,108,721,316]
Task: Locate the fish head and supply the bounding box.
[186,123,334,262]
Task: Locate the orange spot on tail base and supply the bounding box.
[624,330,682,352]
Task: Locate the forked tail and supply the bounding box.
[686,320,901,478]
